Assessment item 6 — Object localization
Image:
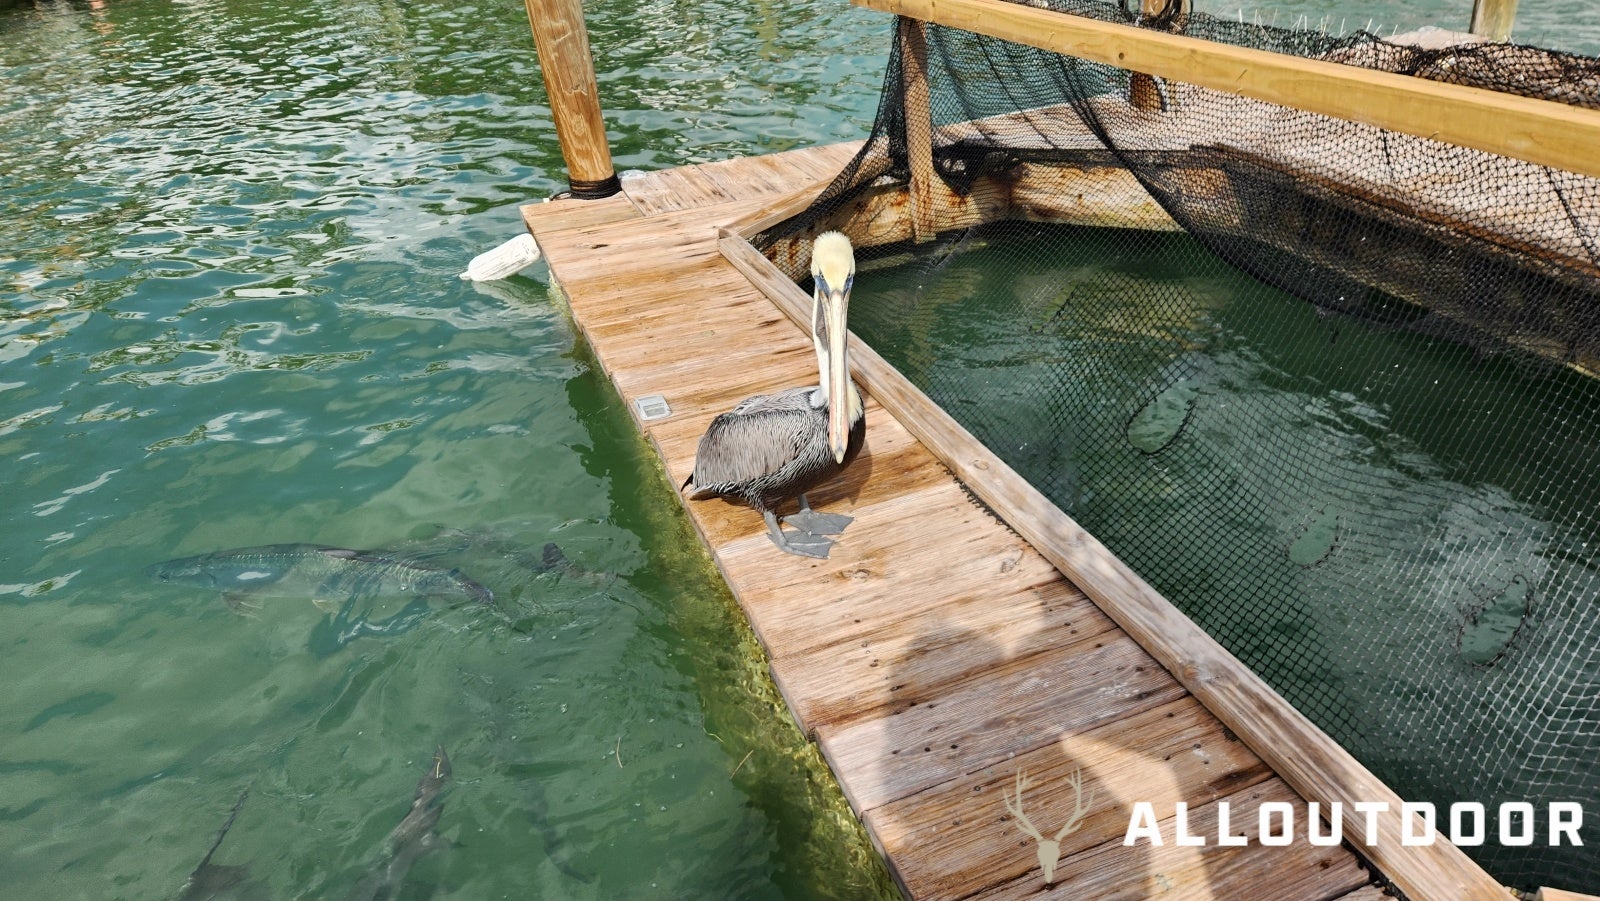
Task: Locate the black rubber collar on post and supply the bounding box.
[567,173,622,200]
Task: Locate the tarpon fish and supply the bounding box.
[147,544,494,612]
[178,790,256,901]
[349,746,453,901]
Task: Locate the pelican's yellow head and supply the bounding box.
[810,231,855,463]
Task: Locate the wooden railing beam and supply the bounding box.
[852,0,1600,179]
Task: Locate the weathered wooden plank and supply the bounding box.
[818,632,1190,813]
[537,213,730,285]
[1009,162,1180,230]
[723,480,1073,658]
[974,778,1371,900]
[555,265,791,339]
[869,696,1272,900]
[726,178,838,240]
[751,162,1181,275]
[854,0,1600,179]
[696,152,808,200]
[579,319,809,395]
[788,140,864,181]
[520,192,640,235]
[544,280,810,433]
[571,266,785,332]
[1332,887,1396,901]
[618,145,856,219]
[720,230,1505,900]
[623,163,739,215]
[696,153,808,208]
[769,573,1117,729]
[537,181,846,289]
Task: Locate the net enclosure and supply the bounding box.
[753,1,1600,892]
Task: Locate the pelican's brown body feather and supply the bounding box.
[685,385,864,514]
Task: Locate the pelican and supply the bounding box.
[683,231,866,558]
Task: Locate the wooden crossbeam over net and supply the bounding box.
[854,0,1600,179]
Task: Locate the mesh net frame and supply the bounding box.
[754,2,1600,891]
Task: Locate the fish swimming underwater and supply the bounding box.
[147,544,494,613]
[178,790,259,901]
[349,746,453,901]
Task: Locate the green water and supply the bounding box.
[849,224,1600,888]
[0,0,895,897]
[6,0,1596,896]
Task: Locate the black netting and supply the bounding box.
[756,3,1599,892]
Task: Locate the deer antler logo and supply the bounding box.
[1001,767,1095,886]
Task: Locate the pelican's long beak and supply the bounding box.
[811,231,857,464]
[820,277,852,463]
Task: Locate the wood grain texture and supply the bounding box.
[818,633,1190,812]
[522,0,615,187]
[868,697,1274,899]
[900,17,938,243]
[770,574,1118,728]
[520,192,640,235]
[726,178,838,240]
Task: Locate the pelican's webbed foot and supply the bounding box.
[783,495,853,537]
[762,510,836,559]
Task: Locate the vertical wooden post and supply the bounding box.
[1470,0,1517,41]
[524,0,620,199]
[1128,0,1188,111]
[900,17,938,243]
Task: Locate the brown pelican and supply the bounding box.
[683,231,866,558]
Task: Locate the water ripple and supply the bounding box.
[0,1,895,898]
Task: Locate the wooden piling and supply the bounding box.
[899,17,938,243]
[1470,0,1518,41]
[524,0,620,198]
[1128,0,1188,112]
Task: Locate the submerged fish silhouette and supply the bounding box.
[178,790,256,901]
[349,746,453,901]
[147,544,494,612]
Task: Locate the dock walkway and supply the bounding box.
[522,143,1386,900]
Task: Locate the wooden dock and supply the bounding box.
[523,144,1425,900]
